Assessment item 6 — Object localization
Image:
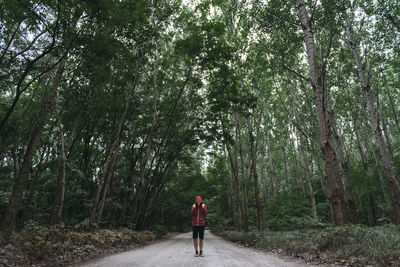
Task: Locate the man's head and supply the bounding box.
[195,195,202,206]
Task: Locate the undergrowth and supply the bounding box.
[0,223,156,266]
[214,224,400,266]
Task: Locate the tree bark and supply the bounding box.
[296,0,346,225]
[343,6,400,223]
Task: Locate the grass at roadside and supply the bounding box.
[212,224,400,266]
[0,223,157,266]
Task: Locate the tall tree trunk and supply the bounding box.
[133,10,159,219]
[293,101,317,219]
[260,145,269,205]
[328,97,358,224]
[247,115,263,231]
[96,153,118,224]
[49,99,83,225]
[0,11,82,243]
[282,140,291,202]
[343,6,400,223]
[89,97,132,227]
[354,97,391,206]
[383,82,400,137]
[296,0,346,225]
[49,92,67,225]
[235,110,249,232]
[265,127,278,198]
[368,60,395,160]
[222,119,243,231]
[384,11,400,32]
[301,138,318,218]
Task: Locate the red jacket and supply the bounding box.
[191,196,207,226]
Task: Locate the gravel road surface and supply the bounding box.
[78,230,322,267]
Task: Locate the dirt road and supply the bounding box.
[78,230,320,267]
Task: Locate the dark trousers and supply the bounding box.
[192,226,205,239]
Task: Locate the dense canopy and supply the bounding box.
[1,0,400,246]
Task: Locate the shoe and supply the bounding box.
[195,251,199,257]
[199,251,204,257]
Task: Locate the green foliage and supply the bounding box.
[4,223,156,266]
[217,224,400,266]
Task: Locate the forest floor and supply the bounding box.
[77,230,323,267]
[0,225,158,266]
[213,225,400,266]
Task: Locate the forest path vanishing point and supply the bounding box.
[78,230,329,267]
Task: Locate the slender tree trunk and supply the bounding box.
[282,141,291,202]
[377,98,394,159]
[290,74,317,218]
[49,92,67,225]
[297,0,346,225]
[235,110,249,232]
[302,139,318,218]
[292,96,317,217]
[0,11,82,243]
[133,11,159,219]
[89,98,132,227]
[96,153,118,224]
[49,101,83,225]
[260,145,269,205]
[343,7,400,223]
[328,97,358,224]
[222,118,243,231]
[265,127,278,198]
[354,98,391,206]
[383,81,400,137]
[227,144,243,231]
[247,115,263,231]
[384,12,400,32]
[368,61,395,160]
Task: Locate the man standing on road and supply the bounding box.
[191,195,207,257]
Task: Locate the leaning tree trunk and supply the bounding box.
[357,97,391,206]
[0,11,82,244]
[343,6,400,224]
[296,0,346,225]
[96,153,118,224]
[132,7,159,220]
[383,81,400,137]
[89,98,132,227]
